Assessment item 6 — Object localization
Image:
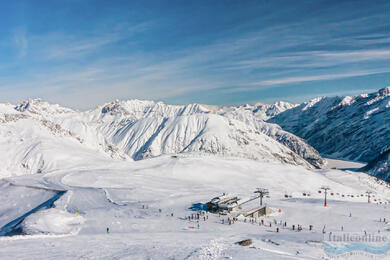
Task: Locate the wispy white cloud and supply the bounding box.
[315,49,390,61]
[254,69,390,86]
[43,34,119,60]
[13,28,28,57]
[25,22,152,61]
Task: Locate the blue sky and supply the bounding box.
[1,0,390,109]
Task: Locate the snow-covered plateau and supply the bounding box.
[0,94,389,259]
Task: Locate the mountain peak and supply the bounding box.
[14,98,43,112]
[14,99,74,115]
[302,97,325,111]
[378,86,390,97]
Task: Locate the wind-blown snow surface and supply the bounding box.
[0,98,324,178]
[270,87,390,180]
[0,155,389,259]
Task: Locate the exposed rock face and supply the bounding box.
[363,149,390,182]
[270,87,390,181]
[237,239,253,246]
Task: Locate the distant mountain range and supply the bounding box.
[1,87,389,182]
[270,87,390,181]
[0,98,323,177]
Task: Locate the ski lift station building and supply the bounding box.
[206,193,264,212]
[242,206,274,218]
[206,194,253,211]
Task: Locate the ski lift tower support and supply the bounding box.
[254,188,269,206]
[321,186,330,207]
[366,191,372,203]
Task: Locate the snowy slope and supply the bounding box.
[94,100,323,168]
[270,87,390,166]
[2,98,323,174]
[0,101,122,177]
[217,106,325,168]
[0,155,389,259]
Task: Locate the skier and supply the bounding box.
[276,227,279,233]
[107,227,110,234]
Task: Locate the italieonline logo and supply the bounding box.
[323,232,390,258]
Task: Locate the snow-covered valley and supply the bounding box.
[0,155,389,259]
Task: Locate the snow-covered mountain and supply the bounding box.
[96,100,323,168]
[216,101,298,121]
[214,104,325,168]
[0,98,325,177]
[0,102,117,177]
[269,87,390,181]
